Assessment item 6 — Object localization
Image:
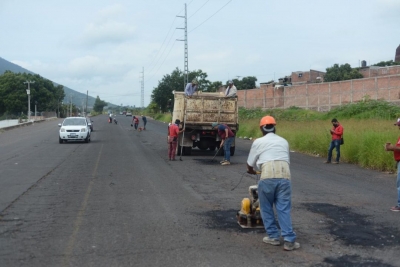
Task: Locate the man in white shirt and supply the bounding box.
[225,80,237,97]
[247,115,300,251]
[184,79,198,96]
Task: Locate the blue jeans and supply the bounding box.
[327,139,341,162]
[258,178,296,242]
[223,137,234,161]
[397,162,400,206]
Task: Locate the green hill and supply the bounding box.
[0,57,116,109]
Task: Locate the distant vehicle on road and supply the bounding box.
[58,117,91,143]
[126,112,132,116]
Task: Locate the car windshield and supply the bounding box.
[63,118,86,126]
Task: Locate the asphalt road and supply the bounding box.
[0,115,399,267]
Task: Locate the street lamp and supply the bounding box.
[35,101,37,121]
[24,81,35,121]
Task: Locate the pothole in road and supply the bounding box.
[198,209,264,233]
[320,254,395,267]
[303,203,400,247]
[192,159,221,165]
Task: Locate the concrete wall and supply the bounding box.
[237,74,400,111]
[0,120,19,128]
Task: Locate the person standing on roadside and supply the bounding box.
[132,116,139,130]
[247,115,300,251]
[168,119,184,161]
[211,122,235,165]
[325,118,344,164]
[142,115,147,130]
[184,79,198,97]
[225,80,237,97]
[384,118,400,212]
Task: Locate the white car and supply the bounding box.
[58,117,91,143]
[126,112,132,116]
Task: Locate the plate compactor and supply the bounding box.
[236,185,264,228]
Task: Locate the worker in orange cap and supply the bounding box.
[247,115,300,251]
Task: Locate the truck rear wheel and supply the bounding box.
[184,147,192,155]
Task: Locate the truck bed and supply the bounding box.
[172,91,238,130]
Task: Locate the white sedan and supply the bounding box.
[58,117,91,143]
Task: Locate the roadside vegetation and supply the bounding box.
[237,99,400,172]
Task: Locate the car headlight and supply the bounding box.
[81,128,86,132]
[60,128,66,132]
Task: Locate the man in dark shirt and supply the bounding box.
[211,122,235,165]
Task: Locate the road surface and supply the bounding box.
[0,115,399,267]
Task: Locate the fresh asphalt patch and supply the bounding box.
[192,158,221,165]
[318,254,395,267]
[197,209,265,234]
[304,203,400,247]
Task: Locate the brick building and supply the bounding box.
[291,69,325,84]
[359,64,400,78]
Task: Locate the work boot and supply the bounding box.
[263,236,280,246]
[220,160,227,164]
[221,161,230,165]
[283,241,300,251]
[332,161,339,164]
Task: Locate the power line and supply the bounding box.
[189,0,232,33]
[145,17,178,72]
[188,0,209,19]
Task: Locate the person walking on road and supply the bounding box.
[211,122,235,165]
[384,118,400,212]
[246,115,300,251]
[142,115,147,130]
[325,118,344,164]
[184,79,198,97]
[132,116,139,130]
[168,119,184,161]
[225,80,237,97]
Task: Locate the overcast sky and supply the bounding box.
[1,0,399,107]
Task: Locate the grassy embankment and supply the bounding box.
[150,100,400,172]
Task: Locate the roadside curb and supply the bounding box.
[0,117,59,132]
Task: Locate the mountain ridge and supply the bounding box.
[0,57,116,109]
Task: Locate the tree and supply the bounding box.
[151,68,211,112]
[0,71,65,116]
[324,63,363,82]
[239,76,257,90]
[226,76,257,90]
[207,81,223,92]
[372,60,400,67]
[93,96,107,112]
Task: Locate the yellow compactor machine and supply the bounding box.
[236,185,264,229]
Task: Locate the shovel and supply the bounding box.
[210,146,222,162]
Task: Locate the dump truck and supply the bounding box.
[172,91,239,156]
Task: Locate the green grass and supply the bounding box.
[237,100,400,172]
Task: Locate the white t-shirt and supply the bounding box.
[247,133,290,170]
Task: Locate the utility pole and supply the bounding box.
[140,67,144,108]
[24,81,34,121]
[70,95,73,116]
[86,91,88,116]
[177,3,188,90]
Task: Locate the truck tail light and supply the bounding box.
[191,135,196,140]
